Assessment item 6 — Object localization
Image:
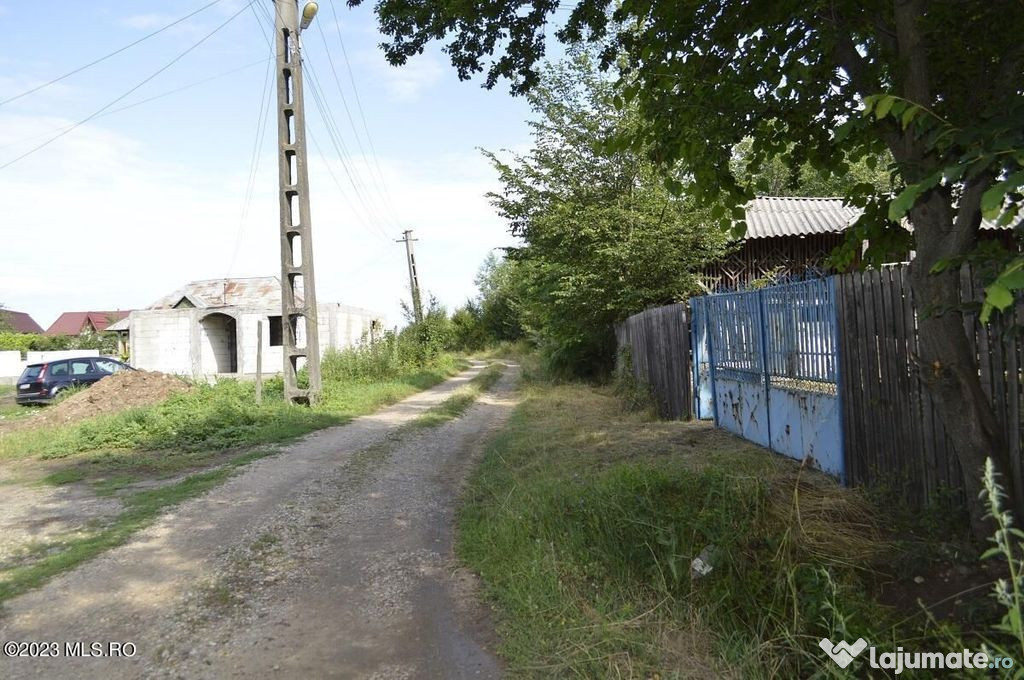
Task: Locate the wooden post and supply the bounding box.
[256,320,264,405]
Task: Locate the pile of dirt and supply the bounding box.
[9,370,191,431]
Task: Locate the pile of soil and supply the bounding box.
[6,370,191,431]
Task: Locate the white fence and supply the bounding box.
[0,349,101,385]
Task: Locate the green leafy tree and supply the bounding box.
[483,53,728,376]
[355,0,1024,536]
[474,253,525,343]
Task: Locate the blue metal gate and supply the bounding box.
[690,278,844,480]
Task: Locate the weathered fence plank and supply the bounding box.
[836,264,1022,508]
[615,303,692,420]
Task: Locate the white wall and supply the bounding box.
[126,303,385,378]
[130,310,193,375]
[0,350,21,383]
[25,349,99,363]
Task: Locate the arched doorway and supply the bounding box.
[199,312,238,374]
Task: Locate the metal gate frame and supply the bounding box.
[690,278,845,481]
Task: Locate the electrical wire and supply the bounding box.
[0,0,256,171]
[0,0,226,108]
[325,0,404,228]
[304,65,394,241]
[313,17,402,231]
[0,57,270,152]
[226,18,278,278]
[252,1,393,243]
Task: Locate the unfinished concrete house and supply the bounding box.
[120,277,383,378]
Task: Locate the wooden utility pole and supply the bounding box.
[255,320,264,405]
[274,0,322,404]
[396,229,423,323]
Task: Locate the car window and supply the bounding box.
[70,359,92,376]
[94,359,123,375]
[48,361,69,377]
[21,365,43,380]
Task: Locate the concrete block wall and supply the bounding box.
[237,313,283,375]
[130,310,194,375]
[126,304,384,379]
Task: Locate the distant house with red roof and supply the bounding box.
[0,309,44,334]
[45,311,131,336]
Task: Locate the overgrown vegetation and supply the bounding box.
[1,341,462,487]
[458,378,1014,677]
[479,53,728,377]
[0,331,119,356]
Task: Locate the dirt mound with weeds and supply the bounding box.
[6,370,191,431]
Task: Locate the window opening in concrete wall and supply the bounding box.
[269,316,283,347]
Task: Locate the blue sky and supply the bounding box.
[0,0,552,329]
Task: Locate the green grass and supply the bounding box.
[0,448,275,604]
[413,362,504,428]
[0,355,466,490]
[0,353,469,604]
[457,380,921,678]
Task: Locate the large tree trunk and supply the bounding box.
[907,189,1016,540]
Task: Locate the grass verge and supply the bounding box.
[413,362,504,428]
[457,379,993,678]
[0,354,469,604]
[0,448,274,604]
[0,356,467,490]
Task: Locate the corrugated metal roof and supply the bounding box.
[745,197,860,239]
[147,277,293,310]
[746,196,1014,239]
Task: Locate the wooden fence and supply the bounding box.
[835,264,1023,507]
[614,303,692,420]
[615,267,1022,509]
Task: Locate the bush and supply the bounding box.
[0,331,118,355]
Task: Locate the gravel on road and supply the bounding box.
[0,361,518,680]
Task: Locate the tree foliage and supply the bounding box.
[483,53,727,375]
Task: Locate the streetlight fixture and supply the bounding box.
[299,2,319,30]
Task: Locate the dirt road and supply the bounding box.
[0,361,517,679]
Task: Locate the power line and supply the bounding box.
[0,0,256,172]
[0,0,227,108]
[0,57,271,152]
[226,32,277,278]
[252,1,392,243]
[325,0,403,226]
[313,17,402,230]
[304,66,394,241]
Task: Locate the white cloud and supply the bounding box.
[364,52,444,103]
[120,13,172,30]
[0,114,512,330]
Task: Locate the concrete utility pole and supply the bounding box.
[396,229,423,323]
[274,0,322,404]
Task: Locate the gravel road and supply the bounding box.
[0,361,518,679]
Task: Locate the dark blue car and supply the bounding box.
[15,357,134,405]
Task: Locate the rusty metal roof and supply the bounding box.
[745,197,860,239]
[746,196,1011,239]
[148,277,294,310]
